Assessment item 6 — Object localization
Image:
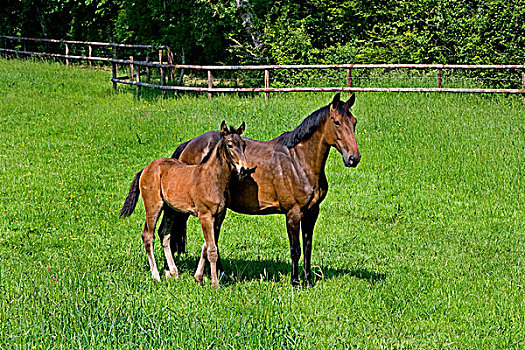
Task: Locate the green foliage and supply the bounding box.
[2,0,524,69]
[113,0,236,64]
[1,58,525,348]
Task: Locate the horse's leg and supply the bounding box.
[213,210,227,275]
[286,208,303,288]
[301,205,319,288]
[160,229,179,280]
[158,207,188,275]
[195,211,225,284]
[194,241,207,285]
[198,213,219,288]
[170,210,190,254]
[142,207,163,282]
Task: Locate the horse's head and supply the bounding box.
[325,93,361,167]
[220,121,254,179]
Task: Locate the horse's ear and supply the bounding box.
[220,120,228,135]
[346,94,356,108]
[237,121,245,135]
[331,93,341,107]
[330,93,341,113]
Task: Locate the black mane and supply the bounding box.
[276,105,330,148]
[171,140,190,159]
[199,136,224,165]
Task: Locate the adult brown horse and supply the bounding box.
[161,93,360,288]
[120,121,250,287]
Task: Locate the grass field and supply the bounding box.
[1,58,524,349]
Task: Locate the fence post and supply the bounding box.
[65,44,69,67]
[347,68,352,91]
[146,52,151,82]
[168,48,174,82]
[88,45,92,68]
[438,69,443,88]
[113,47,118,59]
[158,49,166,97]
[112,62,117,92]
[522,71,525,104]
[136,65,141,98]
[129,55,134,80]
[264,69,270,101]
[160,50,167,98]
[208,70,213,99]
[160,66,166,98]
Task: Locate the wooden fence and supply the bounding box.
[0,34,173,73]
[2,35,525,100]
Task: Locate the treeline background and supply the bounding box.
[1,0,524,66]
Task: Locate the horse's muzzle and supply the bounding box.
[343,154,361,167]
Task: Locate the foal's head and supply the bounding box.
[324,93,361,167]
[219,121,253,179]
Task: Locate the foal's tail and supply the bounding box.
[119,169,143,218]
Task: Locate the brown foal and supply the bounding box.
[120,121,249,287]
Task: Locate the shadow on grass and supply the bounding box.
[164,254,386,286]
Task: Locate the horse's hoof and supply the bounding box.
[165,270,179,280]
[152,271,161,282]
[194,276,203,285]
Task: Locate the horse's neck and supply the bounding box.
[201,144,232,191]
[292,123,330,179]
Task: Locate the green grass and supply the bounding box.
[1,57,524,349]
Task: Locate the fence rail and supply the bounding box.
[2,35,525,100]
[0,34,173,70]
[0,35,168,49]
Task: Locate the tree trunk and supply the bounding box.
[235,0,262,49]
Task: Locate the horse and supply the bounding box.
[120,121,250,288]
[162,93,360,288]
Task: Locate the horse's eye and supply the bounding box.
[334,120,341,126]
[227,144,233,148]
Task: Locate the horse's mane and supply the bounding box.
[199,136,225,165]
[276,105,330,148]
[171,133,222,165]
[171,140,190,159]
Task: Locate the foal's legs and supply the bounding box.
[286,208,303,288]
[141,185,164,282]
[194,241,208,285]
[301,205,319,288]
[158,207,183,279]
[159,208,189,256]
[196,213,220,288]
[195,211,226,285]
[161,229,179,280]
[142,210,162,282]
[213,210,226,274]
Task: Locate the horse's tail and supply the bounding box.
[119,169,143,218]
[171,139,190,159]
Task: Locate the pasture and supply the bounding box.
[0,58,524,349]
